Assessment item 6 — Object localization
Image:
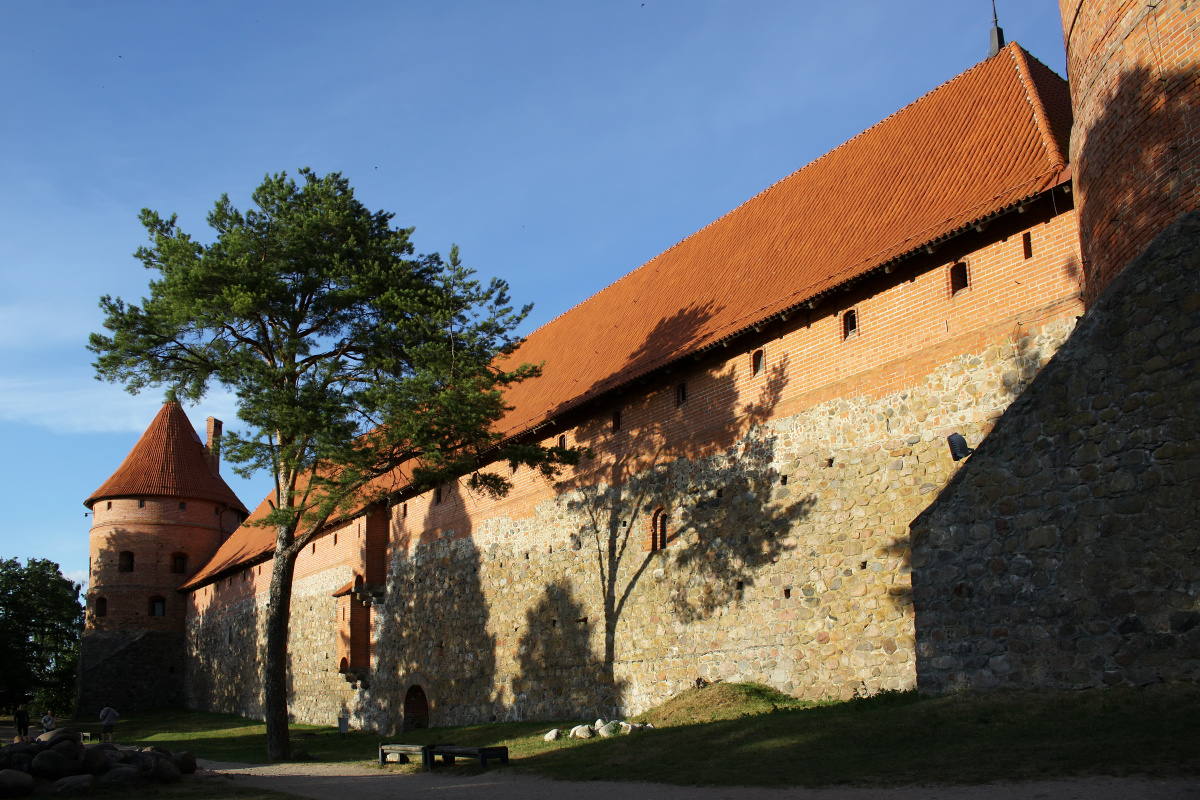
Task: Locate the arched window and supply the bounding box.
[95,597,107,618]
[149,596,166,617]
[752,349,765,376]
[843,309,858,339]
[647,508,670,551]
[171,553,188,574]
[118,551,134,573]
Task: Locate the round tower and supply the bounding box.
[78,401,248,712]
[1058,0,1199,302]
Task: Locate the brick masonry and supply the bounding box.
[911,210,1200,692]
[1058,0,1200,303]
[182,202,1084,727]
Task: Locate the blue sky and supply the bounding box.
[0,1,1067,588]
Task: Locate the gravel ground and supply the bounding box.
[199,759,1200,800]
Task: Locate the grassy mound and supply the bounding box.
[634,681,812,727]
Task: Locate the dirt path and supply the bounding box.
[199,759,1200,800]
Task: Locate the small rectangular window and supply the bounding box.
[612,409,622,432]
[179,501,186,510]
[751,349,764,376]
[1022,231,1033,259]
[843,309,858,339]
[402,503,408,518]
[435,486,443,505]
[138,499,145,508]
[675,382,688,407]
[950,262,969,295]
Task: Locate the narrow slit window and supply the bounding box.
[950,262,969,295]
[558,435,567,449]
[752,349,764,376]
[843,309,858,339]
[435,486,443,505]
[675,382,688,407]
[178,501,186,510]
[138,499,145,508]
[402,503,408,518]
[612,409,622,432]
[1022,231,1033,259]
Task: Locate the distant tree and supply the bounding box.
[0,558,84,714]
[89,168,580,759]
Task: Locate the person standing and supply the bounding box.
[99,705,119,743]
[41,710,55,733]
[13,705,29,739]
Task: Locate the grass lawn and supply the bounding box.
[61,682,1200,787]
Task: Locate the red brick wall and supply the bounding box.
[1059,0,1200,302]
[88,497,240,632]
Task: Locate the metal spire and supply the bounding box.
[988,0,1006,57]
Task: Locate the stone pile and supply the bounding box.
[0,729,196,797]
[543,718,655,741]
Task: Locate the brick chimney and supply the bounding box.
[205,417,223,477]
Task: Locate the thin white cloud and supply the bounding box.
[64,569,89,595]
[0,376,240,435]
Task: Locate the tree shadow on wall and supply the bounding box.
[513,580,603,720]
[1077,65,1197,303]
[551,310,816,714]
[368,480,496,732]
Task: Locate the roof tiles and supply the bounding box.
[85,402,249,514]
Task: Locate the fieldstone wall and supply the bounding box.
[185,566,357,724]
[76,631,186,715]
[344,314,1077,731]
[911,212,1200,692]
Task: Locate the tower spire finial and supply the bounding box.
[988,0,1006,58]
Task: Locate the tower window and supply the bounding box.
[171,553,188,574]
[675,382,688,407]
[138,499,145,508]
[843,309,858,339]
[1022,231,1033,259]
[950,262,969,295]
[95,597,107,618]
[179,501,186,510]
[558,435,567,449]
[435,486,443,505]
[118,551,134,573]
[149,596,166,617]
[106,501,111,510]
[648,509,671,551]
[402,503,408,518]
[612,409,622,432]
[752,349,764,376]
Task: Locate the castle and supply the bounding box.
[79,2,1200,730]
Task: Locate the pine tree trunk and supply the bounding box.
[263,527,297,761]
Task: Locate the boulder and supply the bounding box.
[619,722,633,734]
[30,751,80,780]
[598,722,620,738]
[543,729,562,742]
[0,769,34,798]
[49,741,81,762]
[124,752,159,771]
[593,719,605,730]
[96,767,142,788]
[148,758,181,784]
[6,755,30,775]
[169,751,196,775]
[569,725,593,739]
[142,747,172,760]
[45,730,79,746]
[79,748,108,776]
[51,775,95,797]
[83,743,116,753]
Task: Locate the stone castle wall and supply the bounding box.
[76,631,186,715]
[185,307,1077,730]
[911,212,1200,693]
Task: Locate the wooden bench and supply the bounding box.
[378,743,434,770]
[428,745,509,769]
[378,743,509,770]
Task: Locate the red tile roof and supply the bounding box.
[85,402,248,514]
[184,43,1071,590]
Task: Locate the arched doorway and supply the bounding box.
[403,685,429,729]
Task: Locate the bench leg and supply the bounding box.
[422,750,433,771]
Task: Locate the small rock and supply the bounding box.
[619,723,633,734]
[598,722,620,738]
[149,758,182,784]
[593,719,605,730]
[569,725,593,739]
[0,769,34,798]
[79,749,108,776]
[543,729,561,742]
[51,775,95,798]
[96,767,142,788]
[169,751,196,775]
[30,751,80,780]
[644,723,655,730]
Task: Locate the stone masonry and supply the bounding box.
[911,211,1200,692]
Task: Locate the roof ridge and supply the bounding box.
[511,48,1026,344]
[1007,42,1068,173]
